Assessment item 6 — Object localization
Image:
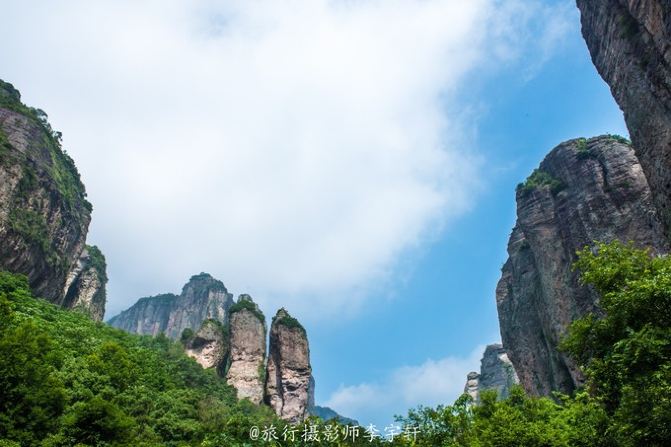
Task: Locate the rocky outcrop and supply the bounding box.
[464,344,519,404]
[108,273,234,339]
[497,136,668,395]
[226,294,267,404]
[0,80,105,312]
[184,319,228,373]
[62,245,107,321]
[265,308,312,423]
[464,371,480,402]
[577,0,671,235]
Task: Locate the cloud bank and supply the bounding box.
[325,345,485,427]
[0,0,570,317]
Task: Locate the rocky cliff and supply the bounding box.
[0,79,107,317]
[464,344,519,404]
[265,308,312,423]
[62,245,107,321]
[184,318,229,374]
[577,0,671,235]
[226,294,267,404]
[497,136,668,395]
[108,273,234,339]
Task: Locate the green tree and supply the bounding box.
[563,241,671,446]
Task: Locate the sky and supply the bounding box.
[0,0,627,428]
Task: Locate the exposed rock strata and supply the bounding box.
[577,0,671,235]
[184,319,228,373]
[62,245,107,321]
[108,273,233,339]
[0,80,105,312]
[464,371,480,402]
[265,308,312,423]
[464,344,519,403]
[497,136,668,395]
[226,294,267,404]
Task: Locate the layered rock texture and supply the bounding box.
[184,319,229,373]
[112,276,318,422]
[577,0,671,235]
[0,79,107,318]
[265,308,312,423]
[226,295,267,404]
[464,344,519,404]
[108,273,234,339]
[62,245,108,321]
[497,136,668,395]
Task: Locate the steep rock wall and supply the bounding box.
[577,0,671,233]
[0,79,107,316]
[497,136,668,395]
[265,308,312,423]
[226,294,266,404]
[108,273,233,339]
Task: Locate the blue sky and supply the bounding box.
[1,0,627,429]
[311,2,627,426]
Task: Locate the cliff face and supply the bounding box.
[226,294,267,405]
[0,80,107,316]
[108,273,234,339]
[184,319,229,373]
[577,0,671,234]
[265,308,312,423]
[497,136,668,395]
[464,344,519,403]
[62,245,107,321]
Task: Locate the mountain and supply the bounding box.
[108,273,234,339]
[265,308,312,423]
[497,136,668,395]
[225,294,267,405]
[577,0,671,237]
[463,344,519,404]
[0,80,107,320]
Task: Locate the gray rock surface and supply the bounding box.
[265,308,312,423]
[108,273,233,339]
[62,245,107,321]
[497,136,668,395]
[226,294,267,404]
[464,344,519,403]
[184,319,229,373]
[464,371,480,402]
[0,80,104,313]
[577,0,671,236]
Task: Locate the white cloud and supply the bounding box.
[325,345,485,426]
[0,0,571,318]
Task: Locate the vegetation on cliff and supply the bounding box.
[0,272,279,446]
[395,240,671,446]
[516,168,565,196]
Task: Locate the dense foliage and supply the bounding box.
[1,239,670,445]
[516,168,565,196]
[0,272,279,446]
[229,298,266,324]
[394,240,671,446]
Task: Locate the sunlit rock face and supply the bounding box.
[265,308,312,423]
[497,136,668,395]
[464,371,480,402]
[464,344,518,404]
[184,319,228,373]
[577,0,671,236]
[108,273,234,339]
[226,294,267,405]
[0,80,107,316]
[62,245,108,321]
